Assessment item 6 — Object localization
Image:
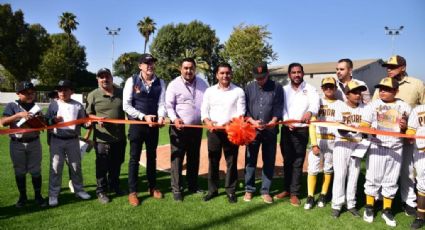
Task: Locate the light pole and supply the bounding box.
[384,26,404,55]
[106,27,121,71]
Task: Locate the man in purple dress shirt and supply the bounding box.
[165,57,209,201]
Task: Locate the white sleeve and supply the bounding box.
[362,102,374,124]
[236,88,246,117]
[123,77,145,120]
[165,81,177,122]
[201,88,211,122]
[307,86,320,115]
[157,79,166,118]
[408,107,419,130]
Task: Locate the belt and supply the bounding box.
[316,134,335,140]
[418,147,425,152]
[11,136,39,143]
[52,134,78,140]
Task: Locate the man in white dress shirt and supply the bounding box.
[275,63,320,207]
[201,62,246,203]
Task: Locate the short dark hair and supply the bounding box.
[181,57,196,68]
[338,58,353,69]
[214,62,232,74]
[288,63,304,73]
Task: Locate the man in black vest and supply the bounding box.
[123,53,166,206]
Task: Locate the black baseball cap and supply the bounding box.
[96,68,112,77]
[55,79,74,90]
[16,81,35,93]
[252,62,268,78]
[139,53,157,64]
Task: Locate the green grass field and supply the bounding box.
[0,105,416,229]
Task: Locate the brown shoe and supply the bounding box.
[128,192,140,206]
[149,188,163,199]
[262,194,273,204]
[243,192,253,202]
[290,195,300,207]
[274,191,290,200]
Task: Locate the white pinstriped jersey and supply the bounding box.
[363,99,411,149]
[315,99,344,137]
[408,104,425,149]
[334,102,365,141]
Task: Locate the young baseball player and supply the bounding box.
[305,77,343,210]
[331,80,367,218]
[362,77,411,227]
[46,80,91,207]
[0,81,47,208]
[407,104,425,229]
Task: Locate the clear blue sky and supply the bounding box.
[3,0,425,79]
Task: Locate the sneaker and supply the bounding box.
[149,188,163,199]
[290,195,301,207]
[75,191,91,200]
[348,208,361,217]
[363,205,374,223]
[331,209,341,218]
[411,218,425,229]
[317,194,326,208]
[128,192,140,206]
[15,194,27,208]
[405,203,417,217]
[203,192,218,202]
[304,196,315,210]
[68,180,74,193]
[382,209,396,227]
[227,193,237,203]
[262,194,273,204]
[97,193,110,204]
[274,191,290,200]
[244,192,253,202]
[49,196,58,207]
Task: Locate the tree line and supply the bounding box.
[0,3,277,91]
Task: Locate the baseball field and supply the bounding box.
[0,106,414,229]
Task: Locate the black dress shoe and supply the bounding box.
[203,192,218,202]
[227,193,237,203]
[173,193,183,202]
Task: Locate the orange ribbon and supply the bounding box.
[1,117,424,145]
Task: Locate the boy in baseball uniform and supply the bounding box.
[305,77,343,209]
[1,81,47,208]
[46,80,91,206]
[407,104,425,229]
[362,77,411,227]
[331,80,367,218]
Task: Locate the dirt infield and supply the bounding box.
[140,140,309,179]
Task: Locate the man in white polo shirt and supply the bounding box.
[201,62,246,203]
[275,63,320,207]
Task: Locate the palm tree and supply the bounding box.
[58,12,78,79]
[137,17,156,53]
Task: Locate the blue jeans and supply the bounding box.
[245,129,277,195]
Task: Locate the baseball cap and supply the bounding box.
[96,68,112,77]
[374,77,399,89]
[321,76,336,86]
[382,55,406,67]
[55,79,74,90]
[16,81,35,93]
[139,53,157,64]
[252,62,268,78]
[344,80,367,94]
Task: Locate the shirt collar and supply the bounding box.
[181,76,196,86]
[216,83,233,91]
